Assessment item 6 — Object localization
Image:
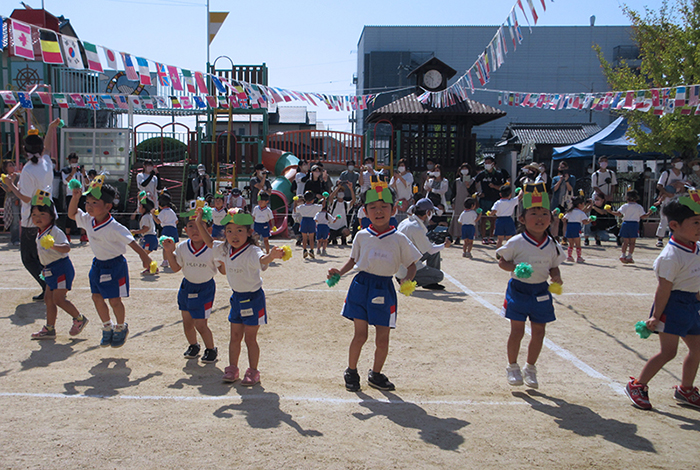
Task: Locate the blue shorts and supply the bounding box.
[161,225,179,243]
[619,221,639,239]
[501,279,555,324]
[43,257,75,291]
[361,217,370,229]
[461,224,476,240]
[254,221,271,239]
[89,255,129,299]
[141,234,158,251]
[654,290,700,337]
[389,216,399,228]
[316,223,330,240]
[178,278,215,319]
[212,224,225,239]
[565,221,582,239]
[494,216,516,237]
[300,217,316,234]
[341,271,397,328]
[229,288,267,326]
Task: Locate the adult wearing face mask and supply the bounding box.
[1,119,60,300]
[423,164,448,208]
[338,160,359,202]
[655,157,687,247]
[420,158,436,190]
[535,163,548,185]
[390,159,414,220]
[396,198,450,290]
[474,156,509,244]
[138,159,160,206]
[249,163,271,207]
[61,153,88,242]
[295,160,309,197]
[328,183,354,245]
[550,161,575,243]
[449,163,475,242]
[358,157,377,192]
[687,160,700,189]
[302,164,326,200]
[591,156,617,202]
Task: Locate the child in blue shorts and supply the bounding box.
[607,189,652,264]
[496,183,566,389]
[297,191,322,259]
[154,192,179,268]
[163,208,223,363]
[28,190,88,340]
[491,184,519,248]
[68,176,153,348]
[252,192,274,254]
[196,207,284,386]
[458,197,480,259]
[131,196,158,274]
[210,192,227,240]
[314,205,332,256]
[563,196,590,263]
[328,183,421,392]
[625,197,700,410]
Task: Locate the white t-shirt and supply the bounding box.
[350,227,421,278]
[211,207,228,225]
[36,225,69,266]
[458,210,478,226]
[140,213,156,236]
[657,169,687,202]
[396,215,443,278]
[328,199,350,230]
[314,211,332,226]
[295,172,306,196]
[591,169,617,196]
[75,210,135,260]
[18,154,54,228]
[390,172,414,201]
[174,239,219,284]
[491,198,519,218]
[564,208,588,224]
[361,169,378,192]
[297,203,322,219]
[214,241,266,293]
[252,205,274,224]
[158,207,178,228]
[357,206,367,220]
[618,203,646,222]
[496,232,567,284]
[654,238,700,292]
[136,172,158,205]
[227,195,247,210]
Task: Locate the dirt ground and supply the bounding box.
[1,234,699,469]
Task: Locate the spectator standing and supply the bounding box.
[61,153,88,242]
[191,164,212,200]
[2,160,21,246]
[591,156,617,202]
[474,156,509,244]
[338,160,360,201]
[550,161,575,242]
[248,163,271,208]
[448,163,475,242]
[390,158,414,221]
[137,159,160,207]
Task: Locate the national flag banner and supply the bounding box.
[84,94,100,110]
[526,0,539,24]
[181,70,196,93]
[206,96,218,108]
[81,41,103,72]
[141,97,154,109]
[228,95,240,109]
[572,95,581,109]
[11,19,35,60]
[689,85,700,106]
[695,104,700,116]
[304,92,317,106]
[558,95,567,109]
[601,92,613,109]
[474,63,486,86]
[61,35,84,69]
[582,94,594,109]
[54,93,69,108]
[549,94,560,110]
[540,0,547,10]
[180,96,193,109]
[194,71,208,94]
[466,70,475,93]
[17,92,33,109]
[115,95,129,110]
[121,53,139,81]
[512,10,524,44]
[136,57,152,86]
[170,96,182,108]
[129,95,143,110]
[520,93,530,107]
[156,63,171,87]
[101,95,115,109]
[103,47,119,70]
[210,75,226,94]
[634,91,646,109]
[517,0,533,31]
[497,93,502,105]
[536,94,546,108]
[622,91,635,109]
[69,93,85,107]
[507,15,517,49]
[154,96,168,108]
[39,29,64,64]
[167,66,184,91]
[193,96,206,108]
[674,86,686,107]
[651,89,660,107]
[37,92,52,105]
[483,51,491,76]
[208,12,229,44]
[500,26,508,55]
[610,92,622,109]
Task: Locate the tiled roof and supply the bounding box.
[501,123,601,145]
[367,93,506,126]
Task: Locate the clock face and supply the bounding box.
[423,69,443,89]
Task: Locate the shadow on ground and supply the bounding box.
[2,302,45,327]
[168,361,229,396]
[63,358,162,397]
[20,338,87,370]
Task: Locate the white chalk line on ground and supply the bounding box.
[0,391,527,407]
[443,273,626,396]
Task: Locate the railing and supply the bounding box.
[265,130,363,164]
[133,122,193,165]
[52,68,100,94]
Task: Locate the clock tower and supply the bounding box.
[407,57,457,93]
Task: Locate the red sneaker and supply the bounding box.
[625,378,652,410]
[673,385,700,409]
[80,234,89,243]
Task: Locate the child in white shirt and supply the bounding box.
[607,189,651,264]
[563,196,590,263]
[458,197,480,258]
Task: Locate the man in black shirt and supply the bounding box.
[474,157,509,244]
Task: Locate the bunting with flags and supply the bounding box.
[10,19,35,60]
[83,41,103,72]
[39,29,63,64]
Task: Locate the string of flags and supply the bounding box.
[2,16,380,113]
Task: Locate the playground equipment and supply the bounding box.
[261,147,299,237]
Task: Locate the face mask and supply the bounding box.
[539,167,546,172]
[484,164,493,171]
[426,164,435,171]
[675,162,684,170]
[199,169,206,175]
[461,169,469,176]
[71,162,79,168]
[397,166,405,173]
[599,162,608,169]
[430,171,440,178]
[145,166,153,173]
[587,168,593,174]
[365,164,373,170]
[693,165,700,172]
[347,165,354,171]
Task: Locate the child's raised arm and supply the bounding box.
[67,187,82,220]
[194,209,215,249]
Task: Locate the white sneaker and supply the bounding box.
[523,363,538,389]
[161,259,169,268]
[506,363,523,386]
[656,240,664,247]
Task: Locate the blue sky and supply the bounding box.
[13,0,665,131]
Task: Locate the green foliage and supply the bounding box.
[596,0,700,159]
[136,137,188,162]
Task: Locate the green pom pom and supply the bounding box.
[589,215,597,222]
[635,321,652,339]
[68,179,82,190]
[201,206,213,222]
[514,187,522,195]
[476,208,483,214]
[58,119,65,128]
[553,208,561,215]
[158,235,174,246]
[326,273,341,287]
[39,273,45,281]
[514,262,533,279]
[650,205,658,213]
[322,192,329,198]
[139,191,147,199]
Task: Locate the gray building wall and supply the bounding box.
[357,25,635,142]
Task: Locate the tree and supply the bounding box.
[597,0,700,159]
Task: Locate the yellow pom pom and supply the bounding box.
[578,189,584,196]
[154,209,160,216]
[604,204,612,211]
[272,226,278,232]
[548,282,563,295]
[558,213,564,219]
[1,174,8,186]
[281,245,292,261]
[399,280,417,296]
[149,260,158,274]
[486,211,492,217]
[293,196,299,201]
[40,234,55,249]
